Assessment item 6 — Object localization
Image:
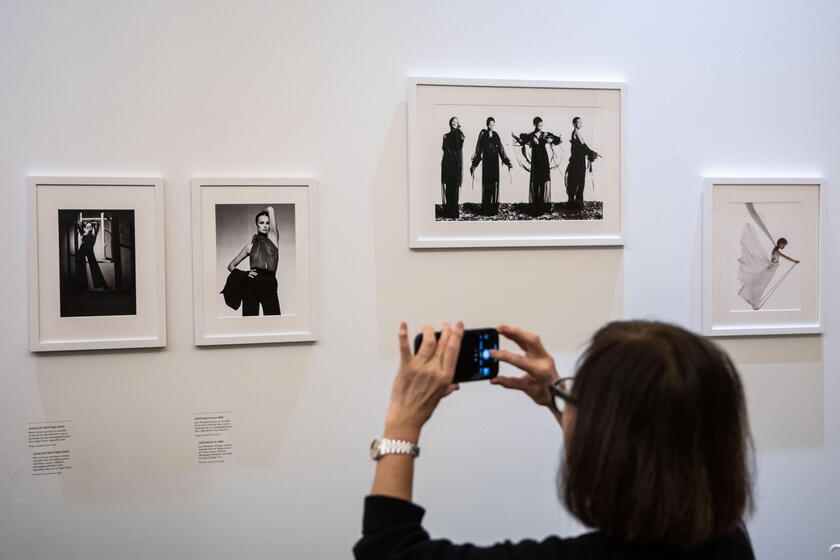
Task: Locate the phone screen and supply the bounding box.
[413,328,499,383]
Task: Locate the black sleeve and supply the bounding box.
[471,130,485,169]
[496,135,511,167]
[353,495,565,559]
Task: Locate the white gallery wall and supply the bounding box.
[1,1,837,558]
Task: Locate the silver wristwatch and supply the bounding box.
[370,438,420,461]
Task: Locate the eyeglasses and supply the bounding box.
[549,377,578,412]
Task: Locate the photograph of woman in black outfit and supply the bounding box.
[440,117,465,219]
[355,320,755,559]
[565,116,600,210]
[75,218,110,293]
[513,117,562,216]
[58,209,136,317]
[470,117,512,216]
[226,206,282,316]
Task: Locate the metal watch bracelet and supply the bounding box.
[370,437,420,461]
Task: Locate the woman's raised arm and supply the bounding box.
[266,206,279,246]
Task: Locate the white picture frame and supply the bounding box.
[191,178,319,345]
[407,77,626,248]
[28,176,167,351]
[702,177,824,336]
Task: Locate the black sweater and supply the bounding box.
[353,496,755,559]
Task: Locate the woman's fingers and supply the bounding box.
[434,323,451,364]
[441,322,464,375]
[398,322,412,363]
[490,375,529,391]
[489,348,530,371]
[442,383,460,397]
[416,325,437,359]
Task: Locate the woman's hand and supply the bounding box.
[489,325,560,409]
[248,269,257,278]
[384,322,463,440]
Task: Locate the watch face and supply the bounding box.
[369,438,381,460]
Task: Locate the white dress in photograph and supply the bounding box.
[737,223,779,310]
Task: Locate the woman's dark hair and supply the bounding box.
[572,116,581,125]
[486,116,495,126]
[776,237,788,247]
[562,321,753,547]
[533,116,543,127]
[255,210,270,225]
[449,116,458,128]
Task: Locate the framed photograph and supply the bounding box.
[191,178,319,345]
[28,177,166,351]
[702,178,824,336]
[407,77,625,248]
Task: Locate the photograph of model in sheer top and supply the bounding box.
[192,178,318,345]
[408,79,624,248]
[215,203,296,318]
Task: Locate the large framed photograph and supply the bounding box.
[703,178,824,336]
[192,178,318,345]
[408,78,625,248]
[28,177,166,351]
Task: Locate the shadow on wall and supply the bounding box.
[24,343,310,504]
[719,336,824,452]
[368,102,624,360]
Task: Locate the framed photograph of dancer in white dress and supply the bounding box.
[407,78,625,248]
[191,178,319,345]
[28,177,166,351]
[703,178,823,336]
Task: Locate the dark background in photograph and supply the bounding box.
[215,203,297,317]
[58,210,136,317]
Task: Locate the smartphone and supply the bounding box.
[413,328,499,383]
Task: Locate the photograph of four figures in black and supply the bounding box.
[438,114,600,221]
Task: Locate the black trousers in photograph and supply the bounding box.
[442,181,460,219]
[481,181,499,215]
[529,180,552,216]
[566,164,587,207]
[242,271,281,316]
[75,242,107,291]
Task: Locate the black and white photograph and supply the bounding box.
[703,178,823,336]
[215,203,296,318]
[735,203,800,311]
[58,209,136,317]
[29,177,166,352]
[192,179,318,346]
[438,115,602,221]
[409,78,624,247]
